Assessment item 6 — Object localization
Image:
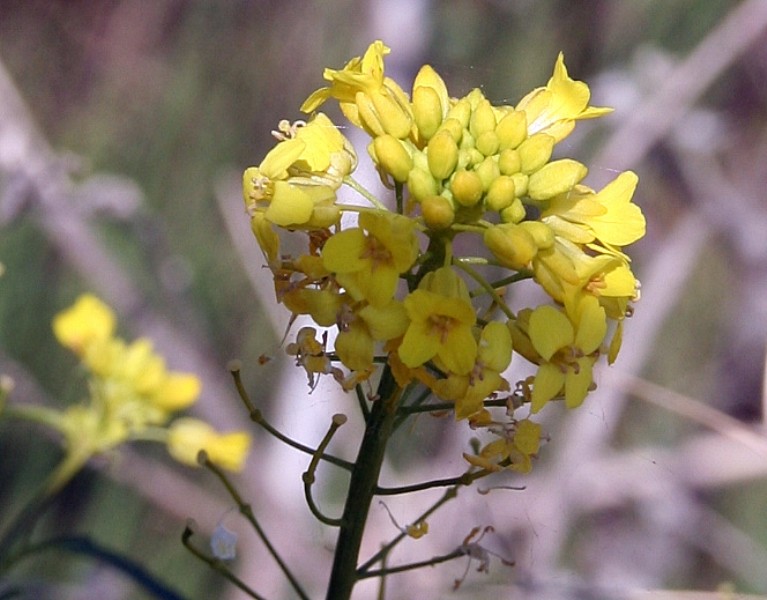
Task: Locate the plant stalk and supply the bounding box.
[325,366,400,600]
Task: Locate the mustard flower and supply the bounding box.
[527,294,607,412]
[322,211,419,306]
[516,52,612,142]
[243,113,356,228]
[463,419,542,473]
[398,267,477,376]
[542,171,645,250]
[335,300,409,372]
[301,40,412,140]
[431,321,513,420]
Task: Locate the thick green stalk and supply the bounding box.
[325,367,400,600]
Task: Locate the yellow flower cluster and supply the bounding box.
[48,294,250,473]
[243,42,645,471]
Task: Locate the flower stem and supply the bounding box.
[325,366,401,600]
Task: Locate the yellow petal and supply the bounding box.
[529,305,573,360]
[573,294,607,355]
[531,363,565,413]
[565,358,593,408]
[265,181,314,226]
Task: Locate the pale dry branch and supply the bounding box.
[596,0,767,171]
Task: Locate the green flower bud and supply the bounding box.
[496,110,527,150]
[484,223,538,269]
[421,195,455,230]
[446,98,471,128]
[451,170,484,207]
[475,156,500,191]
[527,159,588,200]
[372,135,413,183]
[413,86,443,141]
[498,148,521,175]
[519,221,555,249]
[486,175,516,212]
[500,198,526,223]
[511,173,528,196]
[470,99,497,139]
[439,118,464,143]
[476,131,500,157]
[407,167,438,202]
[427,130,459,180]
[518,133,555,174]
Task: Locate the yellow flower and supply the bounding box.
[301,40,412,139]
[432,321,512,420]
[167,417,251,472]
[398,268,477,375]
[322,211,418,306]
[516,52,612,142]
[527,294,606,412]
[463,419,542,473]
[53,294,116,356]
[335,300,409,372]
[542,171,645,249]
[243,113,356,228]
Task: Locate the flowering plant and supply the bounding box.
[0,40,644,600]
[236,40,645,598]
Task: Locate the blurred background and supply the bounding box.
[2,0,767,598]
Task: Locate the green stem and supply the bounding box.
[343,176,389,211]
[325,366,400,600]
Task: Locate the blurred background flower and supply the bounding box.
[2,1,767,599]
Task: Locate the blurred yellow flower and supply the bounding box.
[167,417,251,472]
[52,294,116,356]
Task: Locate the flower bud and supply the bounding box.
[371,90,413,139]
[372,135,413,183]
[485,175,516,212]
[484,223,538,269]
[511,172,528,196]
[421,195,455,230]
[500,198,526,223]
[527,159,587,200]
[413,86,444,141]
[446,98,471,128]
[451,170,484,207]
[475,156,500,191]
[407,166,438,202]
[470,99,497,139]
[439,118,464,143]
[519,220,555,249]
[496,110,527,150]
[355,91,386,138]
[518,133,554,174]
[476,131,500,157]
[498,148,521,175]
[413,64,449,111]
[427,130,459,180]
